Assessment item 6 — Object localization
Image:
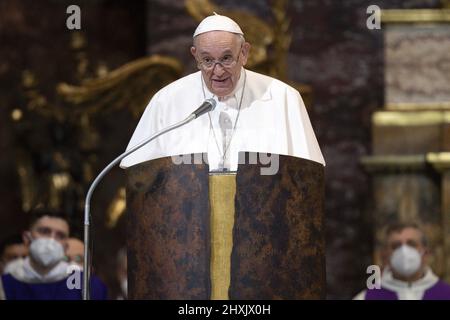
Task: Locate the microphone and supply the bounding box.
[82,99,216,300]
[191,98,216,118]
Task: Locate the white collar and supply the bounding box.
[6,257,70,283]
[381,267,438,292]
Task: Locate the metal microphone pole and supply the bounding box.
[82,107,211,300]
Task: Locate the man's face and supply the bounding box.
[385,227,428,273]
[65,238,84,267]
[1,243,28,265]
[191,31,250,98]
[24,216,70,250]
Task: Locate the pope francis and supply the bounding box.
[120,13,325,171]
[121,13,326,300]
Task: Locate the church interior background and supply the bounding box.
[1,0,449,299]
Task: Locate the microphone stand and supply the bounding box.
[83,110,205,300]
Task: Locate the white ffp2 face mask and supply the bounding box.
[29,238,65,268]
[390,244,422,277]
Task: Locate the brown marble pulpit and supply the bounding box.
[125,152,325,299]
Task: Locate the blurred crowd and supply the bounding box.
[1,207,450,300]
[0,208,127,300]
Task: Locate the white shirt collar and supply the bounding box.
[6,257,70,283]
[381,267,438,292]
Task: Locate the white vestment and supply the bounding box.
[2,257,69,283]
[120,68,325,170]
[353,267,440,300]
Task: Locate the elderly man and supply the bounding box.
[120,13,325,300]
[0,209,107,300]
[354,223,450,300]
[120,13,324,171]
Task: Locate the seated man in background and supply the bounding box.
[0,234,28,274]
[354,222,450,300]
[65,237,84,268]
[0,208,107,300]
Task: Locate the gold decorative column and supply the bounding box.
[208,173,237,299]
[428,153,450,282]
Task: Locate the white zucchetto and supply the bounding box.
[193,12,244,38]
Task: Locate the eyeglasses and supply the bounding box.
[197,45,243,70]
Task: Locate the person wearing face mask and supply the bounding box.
[65,237,85,268]
[354,222,450,300]
[0,208,107,300]
[0,234,28,275]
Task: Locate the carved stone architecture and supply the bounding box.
[361,5,450,282]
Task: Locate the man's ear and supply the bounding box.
[241,42,251,66]
[190,46,197,58]
[22,231,32,246]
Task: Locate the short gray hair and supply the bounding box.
[384,222,428,247]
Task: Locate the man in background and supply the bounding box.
[0,208,107,300]
[65,237,84,268]
[0,234,28,274]
[354,222,450,300]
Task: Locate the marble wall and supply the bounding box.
[385,25,450,104]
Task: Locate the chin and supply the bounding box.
[209,79,233,97]
[211,88,232,97]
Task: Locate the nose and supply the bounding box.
[212,63,226,77]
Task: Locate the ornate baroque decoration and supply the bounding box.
[12,31,183,229]
[12,0,310,230]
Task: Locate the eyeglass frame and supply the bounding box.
[195,44,244,71]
